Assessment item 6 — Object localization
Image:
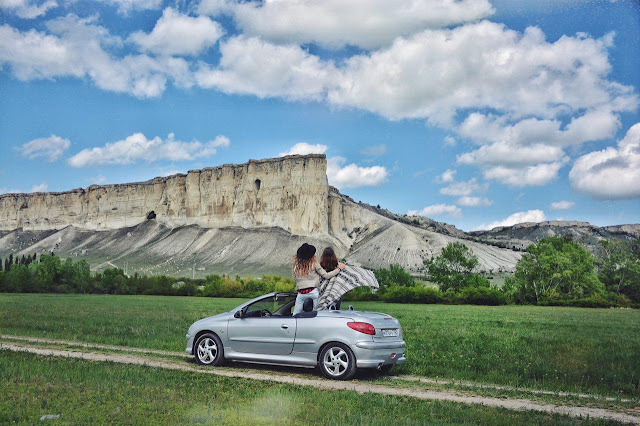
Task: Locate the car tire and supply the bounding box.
[319,342,357,380]
[194,333,224,366]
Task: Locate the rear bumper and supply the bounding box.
[353,340,406,368]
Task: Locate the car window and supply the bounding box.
[244,294,296,317]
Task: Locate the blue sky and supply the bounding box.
[0,0,639,231]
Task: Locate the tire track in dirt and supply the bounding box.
[2,341,639,424]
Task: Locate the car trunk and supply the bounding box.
[348,311,403,342]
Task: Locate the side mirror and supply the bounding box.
[234,310,243,319]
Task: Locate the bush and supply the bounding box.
[343,286,380,301]
[375,264,415,290]
[456,286,506,306]
[382,286,444,304]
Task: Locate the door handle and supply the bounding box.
[281,324,289,329]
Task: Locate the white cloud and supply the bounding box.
[444,136,456,146]
[435,169,456,183]
[0,0,57,18]
[68,132,229,167]
[440,177,487,196]
[478,209,546,230]
[569,123,640,200]
[457,196,492,207]
[327,23,636,123]
[408,204,462,219]
[457,141,566,166]
[279,142,327,157]
[549,200,575,210]
[128,8,224,56]
[0,15,193,98]
[30,182,48,192]
[326,156,388,189]
[16,134,70,162]
[96,0,162,14]
[482,159,568,187]
[195,36,335,101]
[360,144,387,157]
[198,0,494,49]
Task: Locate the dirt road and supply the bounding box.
[2,338,639,424]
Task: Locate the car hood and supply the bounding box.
[189,311,231,330]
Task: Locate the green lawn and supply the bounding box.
[0,351,619,425]
[1,293,639,397]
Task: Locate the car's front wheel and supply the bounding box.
[194,333,224,366]
[319,342,357,380]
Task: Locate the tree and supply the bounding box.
[595,240,640,303]
[427,242,489,292]
[504,237,603,303]
[72,260,91,294]
[34,254,61,293]
[374,264,415,291]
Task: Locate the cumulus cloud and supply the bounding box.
[279,142,327,157]
[457,196,492,207]
[326,157,388,189]
[195,36,335,101]
[16,134,70,162]
[408,204,462,219]
[96,0,162,14]
[129,8,224,56]
[481,159,568,187]
[198,0,494,49]
[328,23,636,123]
[0,15,193,98]
[0,0,57,18]
[68,132,229,167]
[478,209,546,230]
[435,169,456,183]
[440,177,488,196]
[569,123,640,200]
[30,182,48,192]
[549,200,575,210]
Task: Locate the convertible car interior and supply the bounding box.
[241,293,317,318]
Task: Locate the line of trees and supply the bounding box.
[1,236,638,308]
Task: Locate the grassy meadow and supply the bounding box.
[2,351,618,425]
[1,293,639,398]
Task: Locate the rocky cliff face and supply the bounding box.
[0,154,527,276]
[0,155,329,237]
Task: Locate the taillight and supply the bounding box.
[347,322,375,335]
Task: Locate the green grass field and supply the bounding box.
[0,351,620,425]
[1,293,639,398]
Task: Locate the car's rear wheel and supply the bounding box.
[319,342,357,380]
[194,333,224,366]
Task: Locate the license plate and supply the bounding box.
[382,328,398,337]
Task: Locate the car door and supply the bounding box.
[227,294,297,355]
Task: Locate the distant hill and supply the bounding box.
[469,221,640,252]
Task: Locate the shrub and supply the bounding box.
[456,286,507,306]
[375,264,415,290]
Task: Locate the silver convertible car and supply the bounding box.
[186,292,406,380]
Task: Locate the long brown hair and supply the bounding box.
[320,247,338,272]
[293,255,316,277]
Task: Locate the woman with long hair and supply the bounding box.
[320,247,343,310]
[292,243,345,315]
